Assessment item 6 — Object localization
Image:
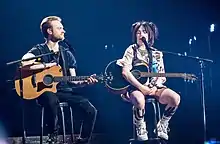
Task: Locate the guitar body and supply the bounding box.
[104,60,149,94]
[15,66,63,100]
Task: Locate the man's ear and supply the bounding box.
[47,28,52,35]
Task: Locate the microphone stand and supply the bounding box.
[6,50,67,144]
[159,50,213,143]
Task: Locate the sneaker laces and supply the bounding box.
[158,121,170,134]
[136,121,147,135]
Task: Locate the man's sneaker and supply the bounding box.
[155,120,170,140]
[75,137,89,144]
[46,132,58,144]
[134,119,148,141]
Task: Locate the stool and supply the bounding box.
[129,97,162,144]
[40,102,75,144]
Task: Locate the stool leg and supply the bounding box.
[70,106,75,143]
[128,106,136,143]
[156,101,164,143]
[40,107,44,144]
[132,106,136,140]
[60,106,66,143]
[156,101,161,120]
[152,102,159,137]
[78,120,84,138]
[87,108,97,144]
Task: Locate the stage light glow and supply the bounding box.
[210,24,215,32]
[193,36,196,41]
[189,38,192,45]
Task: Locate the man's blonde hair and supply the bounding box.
[40,16,62,38]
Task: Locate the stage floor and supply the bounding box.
[6,134,107,144]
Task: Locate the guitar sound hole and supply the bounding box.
[43,74,53,86]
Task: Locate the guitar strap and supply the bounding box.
[35,44,68,80]
[34,44,50,63]
[132,44,153,72]
[59,46,68,84]
[131,45,138,66]
[35,44,42,55]
[132,44,154,88]
[148,49,153,73]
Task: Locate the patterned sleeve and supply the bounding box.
[150,51,166,86]
[116,45,134,70]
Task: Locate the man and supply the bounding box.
[117,21,180,141]
[22,16,98,144]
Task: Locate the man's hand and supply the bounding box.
[84,74,98,85]
[45,62,57,68]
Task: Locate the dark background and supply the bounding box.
[0,0,220,143]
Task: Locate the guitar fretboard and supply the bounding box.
[53,76,100,82]
[141,72,185,78]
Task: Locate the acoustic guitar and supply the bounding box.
[104,60,197,95]
[15,65,110,99]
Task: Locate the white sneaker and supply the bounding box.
[134,119,148,141]
[155,120,170,140]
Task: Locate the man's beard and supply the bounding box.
[51,36,64,42]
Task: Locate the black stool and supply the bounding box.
[129,97,163,144]
[40,102,75,144]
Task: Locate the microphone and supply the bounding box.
[141,37,154,51]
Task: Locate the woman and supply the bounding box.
[117,21,180,141]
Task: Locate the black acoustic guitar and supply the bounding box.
[104,60,197,95]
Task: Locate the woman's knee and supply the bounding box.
[130,93,145,109]
[169,92,181,107]
[160,89,181,107]
[173,93,181,106]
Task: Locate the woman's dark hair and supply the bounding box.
[131,21,159,46]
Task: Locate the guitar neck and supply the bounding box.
[141,72,184,78]
[53,76,98,82]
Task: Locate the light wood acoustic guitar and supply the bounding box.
[15,65,111,100]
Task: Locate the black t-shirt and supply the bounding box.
[28,43,77,91]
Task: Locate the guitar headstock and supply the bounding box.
[181,73,198,82]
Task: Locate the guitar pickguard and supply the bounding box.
[37,82,53,92]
